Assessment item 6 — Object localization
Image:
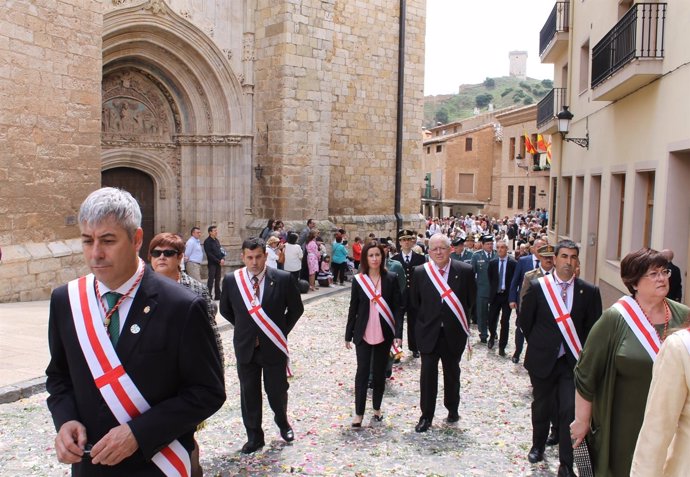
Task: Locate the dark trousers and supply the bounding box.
[236,347,290,443]
[207,261,222,299]
[354,340,389,415]
[332,261,347,284]
[514,310,525,357]
[476,294,490,340]
[405,303,418,352]
[419,328,466,420]
[528,357,575,467]
[488,293,511,349]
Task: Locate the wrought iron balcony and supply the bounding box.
[539,2,569,63]
[537,88,567,131]
[591,3,666,99]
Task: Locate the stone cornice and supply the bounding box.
[174,134,249,145]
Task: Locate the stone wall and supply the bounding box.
[0,0,102,301]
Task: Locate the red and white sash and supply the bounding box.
[354,273,396,335]
[67,274,190,477]
[612,295,662,361]
[234,268,293,377]
[423,262,471,338]
[537,275,583,359]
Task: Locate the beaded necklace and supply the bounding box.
[635,298,671,342]
[95,259,146,331]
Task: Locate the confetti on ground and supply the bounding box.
[0,292,563,476]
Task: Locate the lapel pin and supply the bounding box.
[143,306,151,314]
[270,281,275,287]
[580,290,583,294]
[130,324,141,334]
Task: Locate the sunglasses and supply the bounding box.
[151,249,180,258]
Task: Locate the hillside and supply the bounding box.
[424,76,552,128]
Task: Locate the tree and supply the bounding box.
[541,79,553,89]
[435,109,449,125]
[475,93,493,108]
[483,77,495,88]
[523,96,534,105]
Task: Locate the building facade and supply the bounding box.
[537,0,688,305]
[0,0,426,302]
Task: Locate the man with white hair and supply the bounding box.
[46,187,225,476]
[410,233,476,432]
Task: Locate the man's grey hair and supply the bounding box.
[78,187,142,239]
[429,233,451,247]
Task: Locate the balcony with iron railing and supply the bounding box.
[591,3,666,101]
[420,186,441,200]
[536,87,567,132]
[539,1,570,63]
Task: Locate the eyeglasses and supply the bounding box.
[151,249,180,258]
[429,247,450,253]
[643,269,672,280]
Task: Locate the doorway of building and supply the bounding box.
[102,167,155,259]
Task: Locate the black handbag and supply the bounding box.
[573,437,595,477]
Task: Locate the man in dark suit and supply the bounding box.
[487,239,516,356]
[508,238,546,363]
[220,237,304,454]
[391,229,426,358]
[203,225,225,299]
[520,240,602,477]
[662,249,683,302]
[46,187,225,476]
[410,233,476,432]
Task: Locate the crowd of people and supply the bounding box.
[44,190,689,477]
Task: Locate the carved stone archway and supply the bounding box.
[102,2,253,256]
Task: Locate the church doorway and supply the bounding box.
[102,167,155,259]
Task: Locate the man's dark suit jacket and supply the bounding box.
[508,254,537,305]
[488,256,516,301]
[667,261,683,302]
[46,268,226,475]
[410,259,477,354]
[520,276,602,378]
[220,266,304,365]
[203,236,224,265]
[391,251,426,296]
[345,272,404,345]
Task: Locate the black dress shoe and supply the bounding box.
[415,417,432,432]
[487,337,495,349]
[280,426,294,442]
[498,348,506,357]
[557,464,577,477]
[446,412,460,423]
[546,429,559,446]
[480,337,487,344]
[373,414,383,422]
[412,351,420,358]
[241,439,265,454]
[511,353,520,364]
[527,446,544,463]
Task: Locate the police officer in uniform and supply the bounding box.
[450,237,474,264]
[471,234,496,343]
[391,229,426,358]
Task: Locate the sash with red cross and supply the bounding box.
[354,273,396,335]
[423,262,471,339]
[612,295,662,361]
[67,274,191,477]
[537,274,583,359]
[234,267,293,377]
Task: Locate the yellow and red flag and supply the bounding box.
[524,133,537,155]
[537,134,547,152]
[546,136,552,164]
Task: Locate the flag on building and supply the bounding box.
[546,136,552,164]
[537,134,547,152]
[524,133,537,155]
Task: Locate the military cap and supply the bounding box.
[537,244,555,257]
[452,237,465,246]
[397,229,416,240]
[479,234,494,243]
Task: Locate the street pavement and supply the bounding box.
[0,286,562,476]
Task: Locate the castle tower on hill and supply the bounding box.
[509,50,528,79]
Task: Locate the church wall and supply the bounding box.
[0,0,102,302]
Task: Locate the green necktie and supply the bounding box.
[105,292,122,346]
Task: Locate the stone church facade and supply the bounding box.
[0,0,425,302]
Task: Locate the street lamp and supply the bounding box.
[515,153,529,170]
[254,164,264,180]
[557,106,589,149]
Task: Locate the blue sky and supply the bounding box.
[425,0,556,95]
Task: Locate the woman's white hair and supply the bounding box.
[78,187,142,239]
